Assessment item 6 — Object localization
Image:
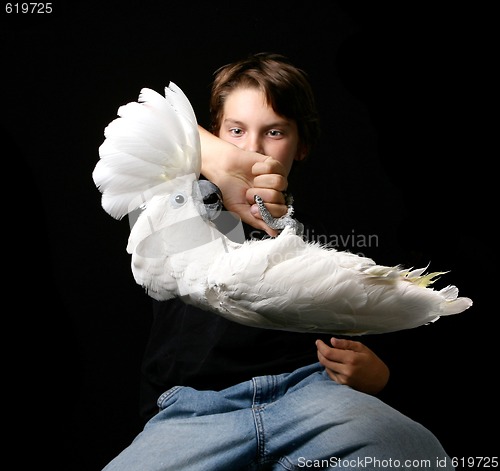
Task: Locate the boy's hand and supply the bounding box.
[200,127,288,236]
[316,337,390,395]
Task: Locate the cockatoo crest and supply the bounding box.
[93,83,201,220]
[93,82,473,335]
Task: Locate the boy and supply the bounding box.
[103,53,453,470]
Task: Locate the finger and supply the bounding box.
[317,346,335,369]
[250,201,288,220]
[253,173,288,193]
[316,339,341,363]
[232,204,279,237]
[246,190,288,221]
[317,339,356,366]
[247,188,286,205]
[248,206,280,236]
[330,337,365,353]
[252,157,287,178]
[317,344,346,379]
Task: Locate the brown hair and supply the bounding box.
[209,52,320,158]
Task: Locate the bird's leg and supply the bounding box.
[254,194,304,236]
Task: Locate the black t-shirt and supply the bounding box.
[139,211,332,421]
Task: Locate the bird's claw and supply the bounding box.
[254,194,304,236]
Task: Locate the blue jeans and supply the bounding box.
[102,363,453,470]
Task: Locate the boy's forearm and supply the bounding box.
[199,125,233,182]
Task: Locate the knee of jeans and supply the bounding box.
[356,406,444,452]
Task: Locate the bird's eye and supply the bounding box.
[170,192,187,208]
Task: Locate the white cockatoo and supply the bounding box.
[93,82,473,335]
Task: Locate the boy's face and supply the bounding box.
[217,87,305,176]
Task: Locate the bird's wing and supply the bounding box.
[205,227,473,335]
[204,228,373,333]
[93,82,201,220]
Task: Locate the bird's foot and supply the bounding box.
[254,194,304,236]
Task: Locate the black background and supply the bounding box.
[3,2,494,470]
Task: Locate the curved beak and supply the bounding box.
[197,179,223,221]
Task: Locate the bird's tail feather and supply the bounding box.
[438,285,473,315]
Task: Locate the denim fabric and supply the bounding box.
[103,363,453,470]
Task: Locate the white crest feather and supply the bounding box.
[93,82,201,220]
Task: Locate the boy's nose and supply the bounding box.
[245,134,263,154]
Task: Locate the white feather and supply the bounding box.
[93,83,201,220]
[93,83,473,335]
